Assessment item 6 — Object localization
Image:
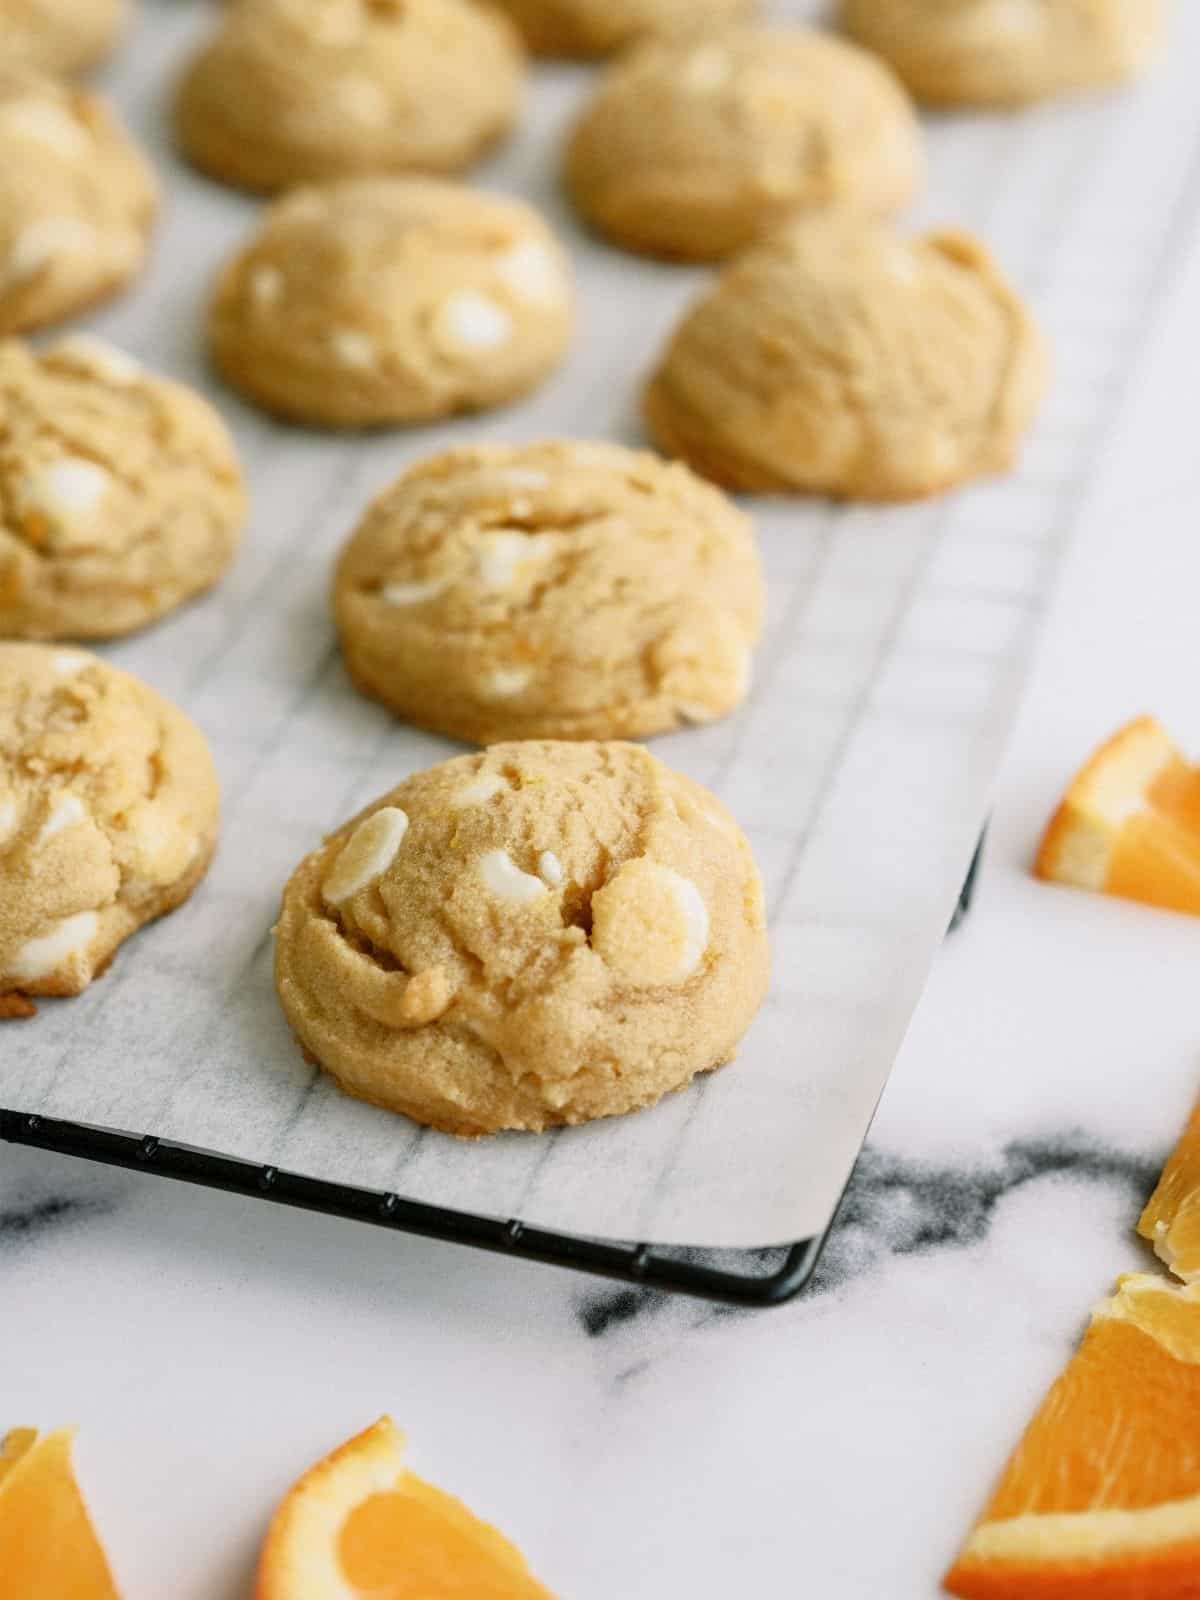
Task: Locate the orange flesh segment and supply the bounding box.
[944,1277,1200,1598]
[0,1428,120,1600]
[1139,1095,1200,1282]
[1104,810,1200,914]
[340,1476,549,1598]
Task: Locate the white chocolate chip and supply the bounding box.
[20,458,112,524]
[322,806,410,906]
[436,291,512,352]
[54,335,141,384]
[331,329,376,369]
[537,850,564,888]
[332,74,390,123]
[4,217,96,284]
[683,46,731,92]
[1,99,90,157]
[482,665,534,699]
[380,577,445,606]
[451,772,507,808]
[0,798,17,843]
[477,848,547,906]
[476,530,557,591]
[51,651,89,676]
[249,265,284,305]
[493,239,566,306]
[37,792,87,845]
[591,860,709,985]
[10,909,98,982]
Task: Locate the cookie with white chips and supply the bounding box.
[332,441,763,742]
[208,178,573,427]
[0,69,156,337]
[274,741,769,1134]
[0,643,219,1016]
[0,338,245,640]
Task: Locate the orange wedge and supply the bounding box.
[1139,1093,1200,1284]
[0,1427,121,1598]
[254,1416,556,1600]
[1034,716,1200,916]
[944,1273,1200,1597]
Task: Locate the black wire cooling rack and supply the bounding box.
[1,838,984,1308]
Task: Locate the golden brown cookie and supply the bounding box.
[333,441,763,741]
[0,643,219,1010]
[644,217,1048,499]
[490,0,755,58]
[208,178,573,428]
[838,0,1165,107]
[175,0,525,194]
[566,26,922,261]
[0,337,245,640]
[274,740,769,1134]
[2,0,130,77]
[0,69,157,336]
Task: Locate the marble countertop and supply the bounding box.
[7,42,1200,1600]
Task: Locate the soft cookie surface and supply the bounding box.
[2,0,129,76]
[0,69,156,336]
[274,741,769,1134]
[176,0,524,193]
[490,0,755,58]
[0,643,219,1012]
[209,179,572,427]
[838,0,1164,107]
[645,216,1047,499]
[566,26,922,261]
[333,441,763,741]
[0,338,245,640]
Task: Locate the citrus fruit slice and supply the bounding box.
[1034,716,1200,917]
[254,1416,556,1600]
[0,1426,121,1598]
[1140,1093,1200,1283]
[944,1274,1200,1597]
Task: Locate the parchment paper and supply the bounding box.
[7,0,1198,1247]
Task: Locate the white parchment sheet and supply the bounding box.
[6,1,1198,1247]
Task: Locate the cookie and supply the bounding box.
[0,70,157,336]
[644,217,1048,499]
[838,0,1164,107]
[0,338,245,640]
[490,0,754,58]
[0,643,219,1013]
[208,179,573,428]
[333,441,763,742]
[566,26,922,261]
[274,741,769,1134]
[176,0,524,194]
[3,0,130,77]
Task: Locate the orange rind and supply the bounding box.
[1034,716,1200,917]
[254,1416,556,1600]
[0,1426,121,1598]
[944,1273,1200,1597]
[1140,1094,1200,1284]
